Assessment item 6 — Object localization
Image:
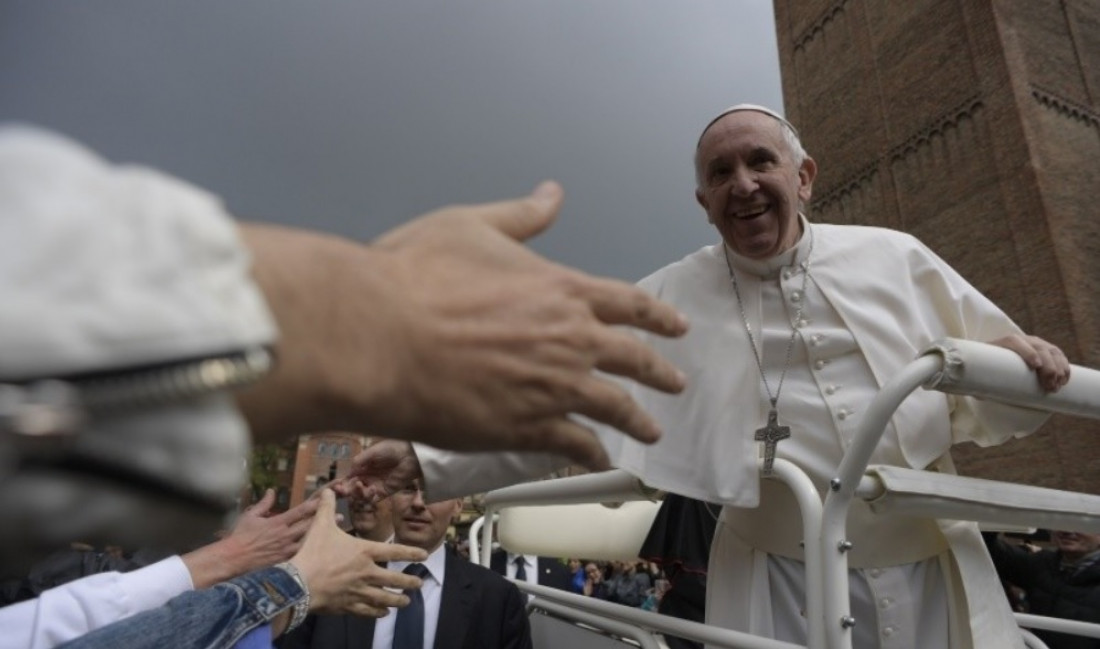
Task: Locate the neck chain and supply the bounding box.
[721,225,815,474]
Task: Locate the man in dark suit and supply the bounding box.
[279,479,531,649]
[489,549,573,594]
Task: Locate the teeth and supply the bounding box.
[733,205,768,219]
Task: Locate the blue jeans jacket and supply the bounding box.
[57,566,304,649]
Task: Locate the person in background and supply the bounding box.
[985,529,1100,649]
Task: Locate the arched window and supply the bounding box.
[317,442,327,457]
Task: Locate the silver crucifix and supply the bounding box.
[755,407,790,475]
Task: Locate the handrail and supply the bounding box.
[819,354,944,649]
[478,338,1100,649]
[516,582,804,649]
[1015,613,1100,640]
[923,338,1100,418]
[528,599,662,649]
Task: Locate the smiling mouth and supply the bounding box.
[731,204,769,220]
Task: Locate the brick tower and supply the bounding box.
[771,0,1100,492]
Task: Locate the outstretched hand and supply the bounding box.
[359,181,689,469]
[290,489,427,618]
[182,488,320,589]
[989,334,1071,392]
[239,181,689,471]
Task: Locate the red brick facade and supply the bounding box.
[772,0,1100,491]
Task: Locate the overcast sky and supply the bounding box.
[0,1,783,281]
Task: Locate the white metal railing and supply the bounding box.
[476,338,1100,649]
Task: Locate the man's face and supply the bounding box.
[390,480,461,552]
[1052,530,1100,560]
[349,494,393,542]
[694,111,816,260]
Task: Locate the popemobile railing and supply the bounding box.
[473,338,1100,649]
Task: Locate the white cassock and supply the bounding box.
[416,219,1048,649]
[597,219,1047,649]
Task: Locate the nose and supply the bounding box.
[730,166,758,197]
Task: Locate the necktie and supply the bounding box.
[513,556,527,582]
[393,563,429,649]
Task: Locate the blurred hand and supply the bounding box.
[360,181,688,469]
[334,440,422,502]
[239,182,688,471]
[989,334,1071,392]
[291,490,428,617]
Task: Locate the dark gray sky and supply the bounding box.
[0,1,782,281]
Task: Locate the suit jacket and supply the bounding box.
[489,549,573,592]
[278,546,532,649]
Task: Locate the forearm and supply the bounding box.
[233,223,400,442]
[414,444,572,501]
[0,557,193,649]
[181,536,274,590]
[55,566,303,649]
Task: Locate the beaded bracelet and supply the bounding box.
[275,562,311,632]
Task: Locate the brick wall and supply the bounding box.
[772,0,1100,491]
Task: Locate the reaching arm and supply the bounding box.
[236,182,688,470]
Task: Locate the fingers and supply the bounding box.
[568,374,661,444]
[591,326,686,395]
[466,181,563,242]
[518,417,612,471]
[990,334,1071,392]
[310,489,338,530]
[246,488,276,517]
[579,274,690,339]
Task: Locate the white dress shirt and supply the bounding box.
[0,556,195,649]
[504,553,538,587]
[371,543,447,649]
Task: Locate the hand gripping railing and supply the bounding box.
[821,338,1100,649]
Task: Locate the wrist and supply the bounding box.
[276,561,311,632]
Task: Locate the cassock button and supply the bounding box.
[783,270,793,280]
[838,410,848,421]
[814,359,828,370]
[883,626,896,637]
[825,384,837,395]
[790,290,802,303]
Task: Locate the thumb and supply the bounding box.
[475,180,564,242]
[312,489,337,530]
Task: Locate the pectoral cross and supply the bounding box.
[755,407,790,475]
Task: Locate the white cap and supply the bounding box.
[696,103,799,148]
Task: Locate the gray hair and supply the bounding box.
[693,104,808,189]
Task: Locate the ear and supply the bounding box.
[695,188,713,223]
[797,156,817,204]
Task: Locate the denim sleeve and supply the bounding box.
[56,566,304,649]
